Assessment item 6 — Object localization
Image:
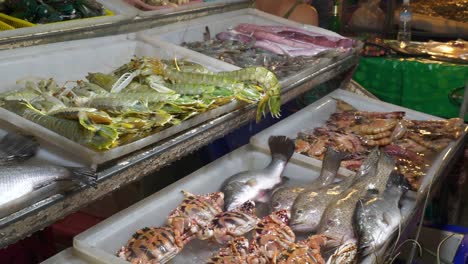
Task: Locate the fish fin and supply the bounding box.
[66,167,97,188]
[268,135,295,162]
[0,133,38,163]
[319,147,346,185]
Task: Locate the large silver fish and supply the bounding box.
[354,175,408,257]
[318,151,395,264]
[221,136,294,211]
[289,148,380,232]
[0,165,96,205]
[0,133,38,165]
[270,147,344,214]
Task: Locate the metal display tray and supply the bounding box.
[73,145,417,264]
[0,33,241,167]
[137,8,359,90]
[250,89,467,196]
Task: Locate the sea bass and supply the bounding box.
[318,151,395,264]
[0,133,38,165]
[289,148,380,232]
[221,135,294,211]
[0,165,96,205]
[354,175,409,257]
[270,147,344,214]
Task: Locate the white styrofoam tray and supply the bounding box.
[74,145,327,263]
[0,33,242,166]
[137,8,350,86]
[74,144,420,264]
[121,0,250,17]
[250,89,468,196]
[0,0,137,40]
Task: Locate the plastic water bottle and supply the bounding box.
[397,0,412,47]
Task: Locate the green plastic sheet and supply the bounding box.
[354,57,468,121]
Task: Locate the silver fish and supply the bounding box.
[0,165,96,205]
[318,151,395,264]
[270,147,344,213]
[289,148,380,232]
[221,136,294,211]
[354,175,408,257]
[0,133,38,165]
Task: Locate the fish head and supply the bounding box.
[289,200,320,232]
[270,187,301,212]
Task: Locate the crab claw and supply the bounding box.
[326,242,358,264]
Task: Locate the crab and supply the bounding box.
[117,226,184,264]
[253,210,296,260]
[167,190,224,242]
[200,200,260,245]
[275,235,328,264]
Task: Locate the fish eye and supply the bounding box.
[272,202,280,209]
[296,209,303,215]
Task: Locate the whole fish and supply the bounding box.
[270,147,344,214]
[0,165,96,205]
[354,174,409,257]
[221,135,294,211]
[0,133,38,165]
[318,151,395,264]
[289,148,380,232]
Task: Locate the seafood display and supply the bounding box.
[354,174,409,257]
[125,0,203,11]
[0,57,281,151]
[317,150,395,263]
[0,132,96,207]
[221,135,294,211]
[182,24,356,79]
[0,0,106,24]
[294,99,465,190]
[270,147,344,214]
[289,149,380,233]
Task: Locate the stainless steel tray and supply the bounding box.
[0,33,242,167]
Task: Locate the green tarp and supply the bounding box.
[354,57,468,121]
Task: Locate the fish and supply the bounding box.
[0,165,96,205]
[317,151,395,263]
[221,135,295,211]
[0,133,39,165]
[270,147,344,213]
[289,148,380,232]
[354,174,409,257]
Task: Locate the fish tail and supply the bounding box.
[67,167,98,188]
[0,133,38,163]
[268,135,294,162]
[320,147,346,185]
